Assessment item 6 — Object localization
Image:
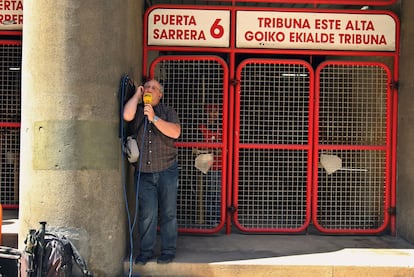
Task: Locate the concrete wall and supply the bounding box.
[397,0,414,242]
[19,1,143,276]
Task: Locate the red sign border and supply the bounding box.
[200,0,397,6]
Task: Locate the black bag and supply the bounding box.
[42,234,74,276]
[22,222,93,277]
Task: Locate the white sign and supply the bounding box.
[0,0,23,30]
[147,8,230,48]
[236,11,396,51]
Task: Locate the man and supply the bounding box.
[123,79,181,265]
[198,104,222,225]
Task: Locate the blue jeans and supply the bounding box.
[203,170,222,224]
[136,161,178,257]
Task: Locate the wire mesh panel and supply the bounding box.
[0,41,21,208]
[234,59,313,233]
[237,148,309,230]
[150,56,228,233]
[317,63,388,146]
[238,61,311,145]
[0,127,20,207]
[314,62,391,234]
[0,43,21,123]
[316,150,386,231]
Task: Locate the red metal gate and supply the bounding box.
[233,59,314,233]
[148,56,394,235]
[149,55,229,233]
[0,34,21,209]
[313,61,392,234]
[143,3,399,235]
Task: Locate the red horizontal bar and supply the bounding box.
[0,122,21,128]
[1,204,19,210]
[0,30,22,36]
[200,0,397,5]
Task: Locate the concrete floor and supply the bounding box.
[174,232,414,263]
[125,231,414,277]
[3,210,414,276]
[126,232,414,276]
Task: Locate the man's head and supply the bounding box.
[206,104,219,123]
[143,79,163,106]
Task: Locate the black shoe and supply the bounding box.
[134,254,153,265]
[157,254,175,264]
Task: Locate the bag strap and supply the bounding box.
[66,239,93,277]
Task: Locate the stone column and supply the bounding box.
[19,1,143,276]
[397,0,414,243]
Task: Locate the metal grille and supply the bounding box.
[0,41,21,208]
[237,149,309,231]
[148,58,392,234]
[0,128,20,207]
[316,150,386,231]
[234,60,312,232]
[239,61,311,145]
[318,64,388,145]
[151,56,227,232]
[0,43,21,122]
[314,62,390,233]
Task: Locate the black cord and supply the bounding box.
[120,75,147,277]
[119,75,136,277]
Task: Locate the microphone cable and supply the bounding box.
[119,75,147,277]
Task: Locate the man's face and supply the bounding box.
[143,80,162,105]
[207,105,219,123]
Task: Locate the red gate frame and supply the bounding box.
[313,60,393,234]
[148,55,229,234]
[199,0,397,5]
[142,3,400,235]
[0,32,22,209]
[233,58,314,233]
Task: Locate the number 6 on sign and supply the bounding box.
[211,19,224,39]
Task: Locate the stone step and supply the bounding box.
[126,260,414,277]
[125,233,414,277]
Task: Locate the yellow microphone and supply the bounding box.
[143,92,152,105]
